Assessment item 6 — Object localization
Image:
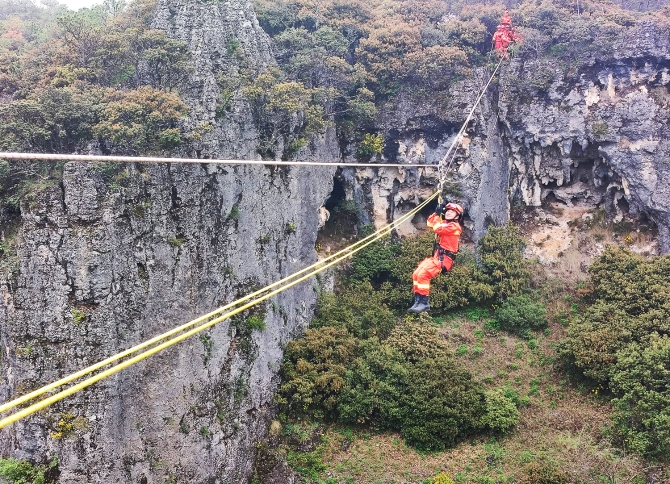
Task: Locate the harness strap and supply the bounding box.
[437,247,458,273]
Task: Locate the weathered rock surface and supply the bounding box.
[350,23,670,251]
[0,1,337,483]
[0,161,334,483]
[2,3,670,484]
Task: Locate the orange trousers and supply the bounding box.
[412,252,454,296]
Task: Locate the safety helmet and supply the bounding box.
[444,202,464,216]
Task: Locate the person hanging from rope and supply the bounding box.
[492,11,523,58]
[408,200,464,313]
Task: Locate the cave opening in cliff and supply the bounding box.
[317,176,358,251]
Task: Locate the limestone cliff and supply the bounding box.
[348,21,670,254]
[2,2,670,484]
[0,0,337,482]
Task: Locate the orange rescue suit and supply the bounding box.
[412,213,462,296]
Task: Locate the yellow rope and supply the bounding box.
[0,198,431,413]
[0,194,437,429]
[0,194,435,414]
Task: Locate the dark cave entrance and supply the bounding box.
[317,176,359,251]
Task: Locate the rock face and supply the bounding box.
[152,0,274,159]
[349,21,670,251]
[499,23,670,252]
[0,0,337,482]
[2,2,670,484]
[0,162,334,483]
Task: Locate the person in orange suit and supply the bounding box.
[492,11,522,57]
[408,201,464,313]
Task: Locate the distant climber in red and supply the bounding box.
[492,11,523,57]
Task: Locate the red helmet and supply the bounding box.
[444,203,464,216]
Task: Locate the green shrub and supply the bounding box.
[311,282,396,340]
[495,295,548,338]
[481,387,520,432]
[229,205,241,221]
[399,356,486,450]
[559,247,670,457]
[522,461,569,484]
[357,133,384,158]
[430,473,456,484]
[247,315,266,331]
[349,234,397,284]
[475,223,531,301]
[560,301,632,383]
[338,339,408,428]
[0,456,57,484]
[610,334,670,458]
[384,320,450,363]
[275,326,358,420]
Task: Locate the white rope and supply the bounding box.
[0,152,436,169]
[437,58,504,200]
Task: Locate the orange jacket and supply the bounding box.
[426,213,462,254]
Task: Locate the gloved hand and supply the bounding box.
[434,201,448,215]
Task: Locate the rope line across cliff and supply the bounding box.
[437,57,504,202]
[0,58,504,429]
[0,194,437,429]
[0,152,437,168]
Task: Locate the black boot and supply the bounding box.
[411,295,430,313]
[407,294,420,313]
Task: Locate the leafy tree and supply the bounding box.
[0,85,105,152]
[93,86,188,154]
[135,29,192,90]
[243,68,329,158]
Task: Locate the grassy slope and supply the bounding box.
[314,314,652,483]
[272,206,668,483]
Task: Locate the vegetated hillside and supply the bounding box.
[251,0,670,157]
[257,217,670,484]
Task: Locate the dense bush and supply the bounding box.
[399,356,486,450]
[338,339,408,427]
[384,320,450,363]
[560,246,670,458]
[481,387,521,432]
[0,456,57,484]
[310,281,396,340]
[610,334,670,458]
[522,461,569,484]
[276,316,489,449]
[0,0,193,156]
[494,294,548,338]
[275,326,358,420]
[476,223,530,300]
